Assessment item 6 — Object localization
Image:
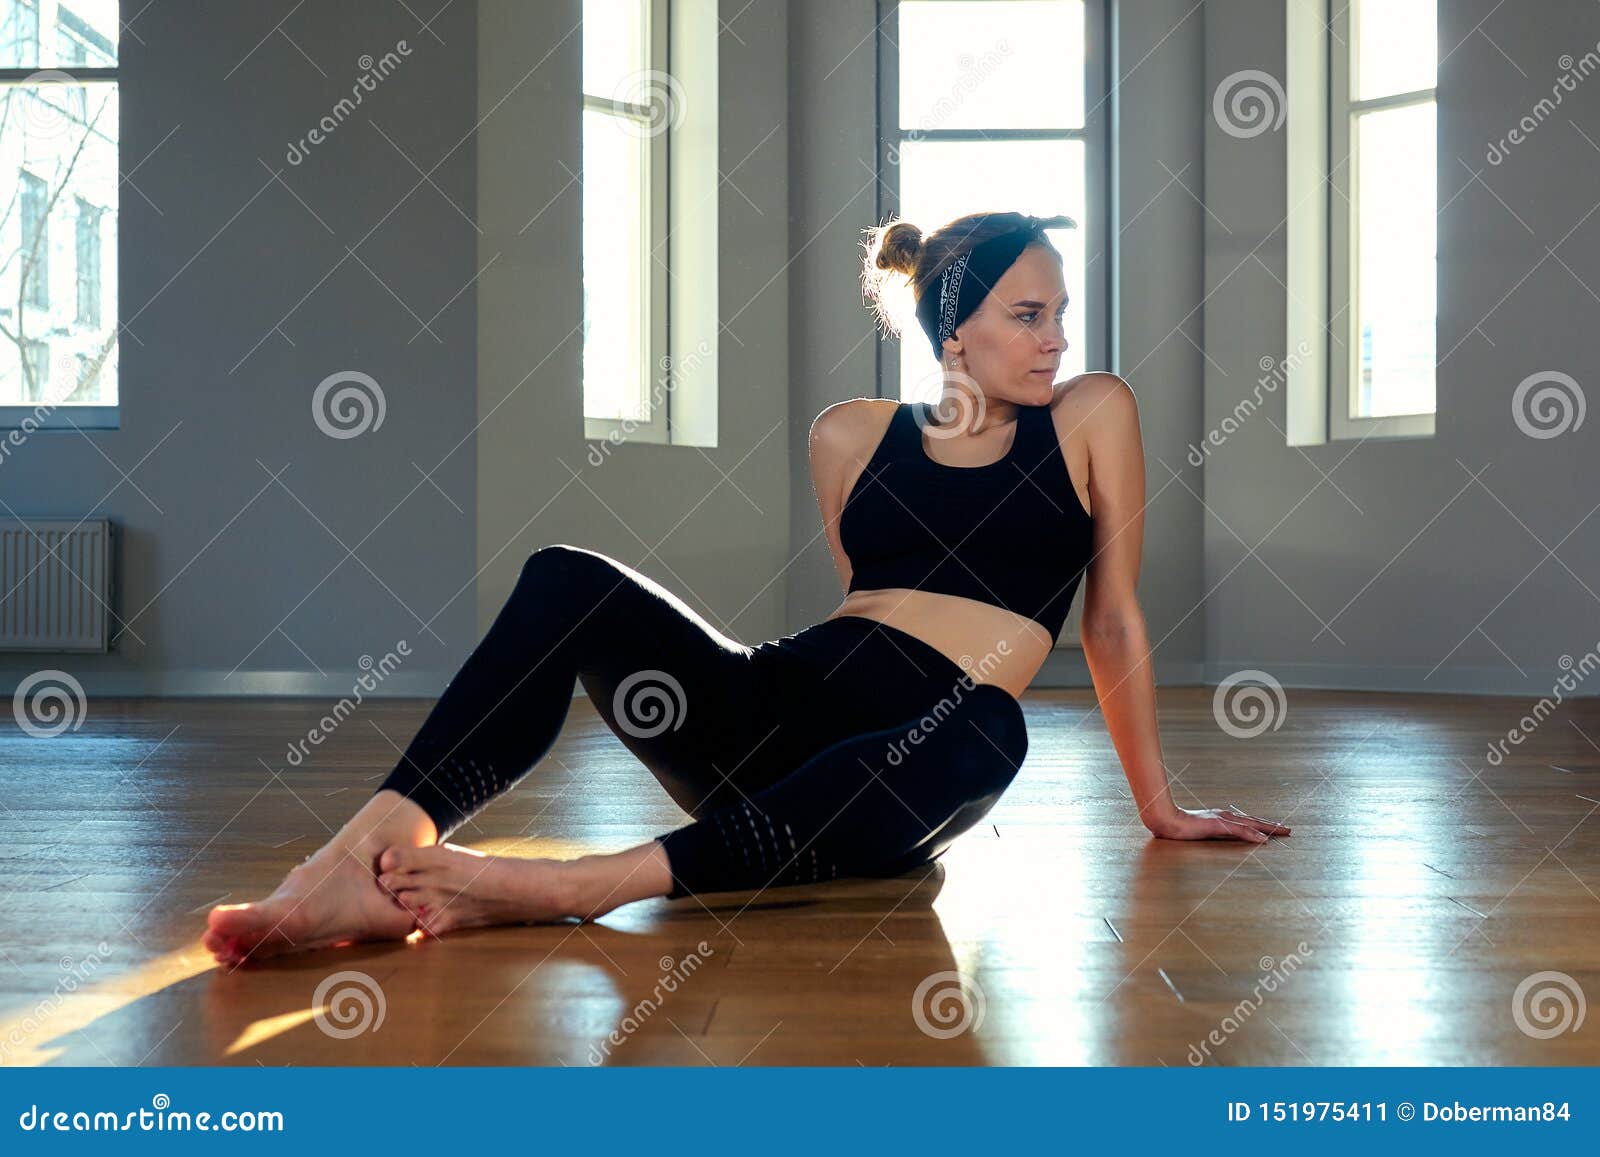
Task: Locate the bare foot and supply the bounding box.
[203,790,437,967]
[376,843,580,936]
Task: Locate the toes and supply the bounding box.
[397,887,452,935]
[394,885,430,914]
[207,901,266,939]
[202,928,242,958]
[206,901,243,929]
[378,845,455,885]
[411,845,457,869]
[380,844,443,873]
[202,926,244,965]
[205,896,302,960]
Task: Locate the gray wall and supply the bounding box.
[784,1,882,639]
[475,0,792,651]
[1104,0,1209,684]
[7,0,1591,701]
[2,0,798,699]
[1202,0,1600,694]
[1,0,479,696]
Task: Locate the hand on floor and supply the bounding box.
[1146,804,1291,843]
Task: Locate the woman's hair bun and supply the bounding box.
[874,220,924,277]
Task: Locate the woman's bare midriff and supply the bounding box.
[824,587,1054,700]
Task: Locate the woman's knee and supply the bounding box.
[514,544,616,605]
[521,542,604,582]
[496,546,620,640]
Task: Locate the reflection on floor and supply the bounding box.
[2,688,1597,1066]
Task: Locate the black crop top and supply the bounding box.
[838,399,1094,644]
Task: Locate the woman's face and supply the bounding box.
[943,243,1068,405]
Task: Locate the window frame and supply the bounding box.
[580,0,673,446]
[874,0,1114,402]
[23,336,47,390]
[1326,0,1436,441]
[75,194,102,327]
[875,0,1110,650]
[19,168,49,309]
[0,10,120,431]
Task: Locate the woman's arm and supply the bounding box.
[809,398,906,595]
[808,399,870,595]
[1069,374,1289,843]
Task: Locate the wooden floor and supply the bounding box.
[2,687,1597,1066]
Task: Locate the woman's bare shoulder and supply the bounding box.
[809,397,900,460]
[1049,373,1138,444]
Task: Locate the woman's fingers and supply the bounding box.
[1213,813,1269,842]
[1226,805,1291,835]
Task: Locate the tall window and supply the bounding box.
[3,0,36,59]
[23,338,47,390]
[58,8,87,118]
[880,0,1109,403]
[580,0,671,441]
[1,0,119,419]
[20,169,48,308]
[74,195,100,325]
[1329,0,1436,437]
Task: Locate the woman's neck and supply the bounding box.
[930,390,1021,436]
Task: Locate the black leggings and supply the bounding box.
[375,544,1029,900]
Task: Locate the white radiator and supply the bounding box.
[0,518,116,652]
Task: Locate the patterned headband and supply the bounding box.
[913,213,1076,361]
